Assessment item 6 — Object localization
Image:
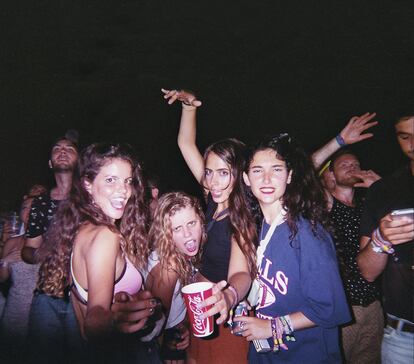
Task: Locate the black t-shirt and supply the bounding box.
[26,193,60,239]
[199,195,232,283]
[330,197,380,306]
[360,165,414,321]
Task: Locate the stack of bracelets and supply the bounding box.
[371,227,394,254]
[270,315,296,352]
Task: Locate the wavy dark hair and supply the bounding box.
[245,133,330,239]
[36,143,148,297]
[148,192,205,286]
[202,138,258,278]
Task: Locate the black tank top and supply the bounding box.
[199,195,232,283]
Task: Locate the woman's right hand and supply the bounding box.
[161,88,202,108]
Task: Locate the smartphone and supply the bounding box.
[391,208,414,219]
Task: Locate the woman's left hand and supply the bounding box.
[198,280,232,325]
[232,316,272,341]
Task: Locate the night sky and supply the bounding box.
[1,1,413,211]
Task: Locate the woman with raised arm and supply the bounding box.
[235,134,350,363]
[163,89,257,363]
[145,191,206,364]
[33,143,161,363]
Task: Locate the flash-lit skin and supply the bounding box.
[204,152,234,211]
[243,149,292,223]
[84,159,133,221]
[395,117,414,174]
[170,206,203,257]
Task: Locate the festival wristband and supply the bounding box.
[335,134,347,147]
[371,228,394,254]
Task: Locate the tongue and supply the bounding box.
[186,241,197,253]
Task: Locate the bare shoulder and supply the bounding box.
[151,259,179,284]
[79,224,120,255]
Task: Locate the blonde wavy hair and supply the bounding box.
[148,192,205,286]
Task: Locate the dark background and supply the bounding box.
[1,1,413,211]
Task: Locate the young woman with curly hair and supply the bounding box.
[30,143,160,363]
[162,89,258,364]
[234,134,351,363]
[144,191,206,363]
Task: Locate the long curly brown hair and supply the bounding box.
[202,138,258,279]
[147,192,205,286]
[245,133,330,239]
[36,143,148,297]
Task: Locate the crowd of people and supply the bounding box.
[0,90,412,364]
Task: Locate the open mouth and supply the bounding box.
[110,197,127,210]
[184,240,198,253]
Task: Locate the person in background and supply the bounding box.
[0,184,47,363]
[326,149,382,363]
[144,171,163,222]
[163,88,258,364]
[22,134,79,263]
[236,133,350,363]
[357,114,414,364]
[311,112,378,170]
[145,192,205,363]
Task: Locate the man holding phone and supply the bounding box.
[357,115,414,364]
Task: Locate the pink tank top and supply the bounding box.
[70,255,142,304]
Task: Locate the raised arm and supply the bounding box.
[162,88,205,184]
[312,112,378,170]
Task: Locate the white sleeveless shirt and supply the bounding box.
[143,251,186,329]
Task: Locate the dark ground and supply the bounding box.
[1,1,413,211]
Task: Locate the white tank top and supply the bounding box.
[143,251,186,329]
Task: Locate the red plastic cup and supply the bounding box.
[181,282,214,337]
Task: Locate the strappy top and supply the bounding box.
[70,254,142,305]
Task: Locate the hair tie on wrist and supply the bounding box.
[227,284,239,309]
